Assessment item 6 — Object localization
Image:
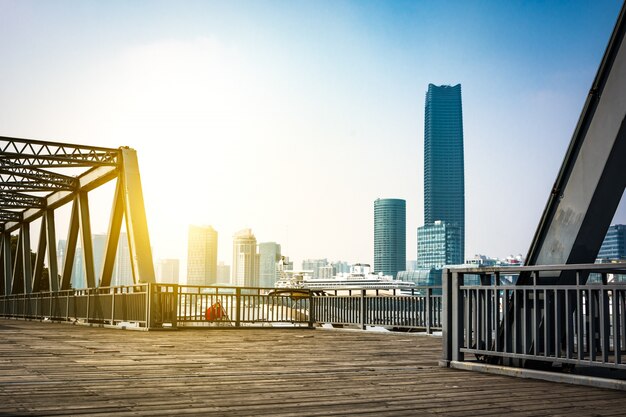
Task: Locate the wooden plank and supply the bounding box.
[1,319,626,416]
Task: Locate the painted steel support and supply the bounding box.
[20,223,32,294]
[61,198,79,290]
[120,148,155,284]
[525,4,626,277]
[0,138,154,300]
[100,178,124,287]
[31,216,46,292]
[2,232,11,295]
[45,210,58,292]
[78,191,95,288]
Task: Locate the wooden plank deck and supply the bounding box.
[1,319,626,416]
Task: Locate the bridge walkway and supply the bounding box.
[1,319,625,416]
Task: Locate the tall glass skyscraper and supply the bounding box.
[374,198,406,276]
[423,84,465,264]
[187,225,218,286]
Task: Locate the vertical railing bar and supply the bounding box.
[590,288,596,363]
[543,288,550,358]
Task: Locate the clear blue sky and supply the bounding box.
[0,0,623,272]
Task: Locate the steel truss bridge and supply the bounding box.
[0,137,155,296]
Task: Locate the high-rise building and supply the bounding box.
[302,258,328,279]
[417,220,462,269]
[374,198,406,276]
[598,224,626,260]
[232,228,259,287]
[156,259,180,284]
[258,242,281,288]
[216,262,231,284]
[423,83,465,264]
[187,225,218,286]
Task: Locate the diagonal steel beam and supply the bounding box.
[0,136,119,168]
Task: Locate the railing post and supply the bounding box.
[426,287,433,334]
[111,287,115,325]
[86,289,91,324]
[452,271,465,362]
[235,287,241,327]
[360,289,366,330]
[308,290,314,328]
[441,269,453,367]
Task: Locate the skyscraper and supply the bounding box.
[374,198,406,276]
[187,225,218,286]
[598,224,626,260]
[423,83,465,264]
[258,242,281,288]
[232,228,259,287]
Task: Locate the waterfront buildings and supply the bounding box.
[187,225,218,286]
[156,259,180,284]
[422,83,465,265]
[302,258,328,279]
[374,198,406,277]
[258,242,281,288]
[598,224,626,260]
[232,228,259,287]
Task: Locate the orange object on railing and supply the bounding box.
[205,301,226,321]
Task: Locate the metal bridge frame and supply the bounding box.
[0,136,155,295]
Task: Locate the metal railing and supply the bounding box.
[442,263,626,373]
[0,284,443,332]
[177,285,312,326]
[313,287,441,332]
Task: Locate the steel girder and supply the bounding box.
[523,3,626,283]
[0,136,155,295]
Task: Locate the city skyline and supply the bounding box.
[2,2,625,271]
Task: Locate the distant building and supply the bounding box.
[258,242,281,288]
[374,198,406,277]
[57,233,132,288]
[187,225,218,286]
[232,228,259,287]
[331,260,351,274]
[217,262,231,284]
[57,239,83,289]
[598,224,626,260]
[92,234,107,280]
[417,220,461,269]
[302,258,328,279]
[156,259,180,284]
[112,233,133,286]
[318,265,335,279]
[422,83,465,264]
